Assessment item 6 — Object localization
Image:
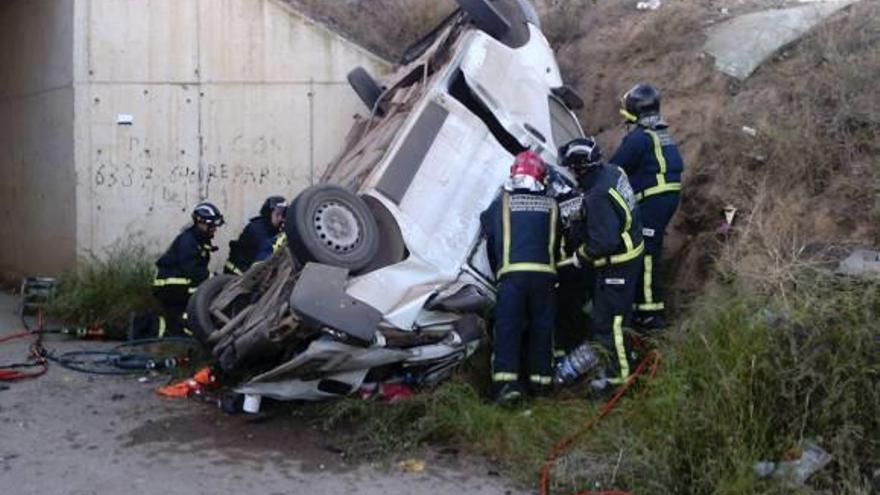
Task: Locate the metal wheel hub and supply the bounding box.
[314,201,361,252]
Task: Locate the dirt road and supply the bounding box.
[0,293,522,495]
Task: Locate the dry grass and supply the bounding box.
[680,1,880,298]
[281,0,456,60]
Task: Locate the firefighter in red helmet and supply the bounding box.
[480,151,561,404]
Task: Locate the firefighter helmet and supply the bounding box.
[560,137,602,175]
[620,83,661,123]
[192,202,225,227]
[506,150,547,192]
[259,195,287,218]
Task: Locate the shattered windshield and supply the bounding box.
[548,95,584,150]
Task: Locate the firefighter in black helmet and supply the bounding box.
[151,202,224,337]
[610,83,684,330]
[560,137,644,389]
[224,195,287,275]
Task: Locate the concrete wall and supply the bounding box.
[72,0,389,268]
[0,0,77,276]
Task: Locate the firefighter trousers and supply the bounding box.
[589,258,642,384]
[635,192,680,318]
[492,272,556,389]
[151,285,191,337]
[555,264,591,357]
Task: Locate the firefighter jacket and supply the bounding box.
[154,226,213,290]
[576,164,644,267]
[225,216,278,275]
[480,189,561,278]
[609,120,684,201]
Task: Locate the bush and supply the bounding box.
[50,241,158,328]
[582,275,880,494]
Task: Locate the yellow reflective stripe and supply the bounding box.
[498,263,556,277]
[492,372,518,382]
[637,302,665,311]
[157,316,167,338]
[645,130,668,188]
[643,255,654,305]
[594,242,644,267]
[556,257,577,268]
[502,192,512,271]
[187,286,198,294]
[613,315,630,381]
[272,233,287,253]
[182,326,193,337]
[553,349,567,358]
[529,375,552,385]
[548,202,558,267]
[153,277,191,286]
[608,188,634,252]
[635,182,681,201]
[608,189,632,230]
[497,192,557,277]
[224,261,244,275]
[620,108,638,123]
[621,232,634,252]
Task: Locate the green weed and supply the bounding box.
[319,274,879,494]
[50,241,158,328]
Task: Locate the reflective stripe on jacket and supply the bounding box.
[155,226,211,287]
[480,190,560,278]
[576,164,644,267]
[609,125,684,201]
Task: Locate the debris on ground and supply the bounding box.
[753,440,833,486]
[401,457,428,473]
[359,382,416,403]
[836,249,880,277]
[155,367,218,398]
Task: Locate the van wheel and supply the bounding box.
[286,185,380,273]
[186,274,237,345]
[347,67,385,117]
[455,0,512,40]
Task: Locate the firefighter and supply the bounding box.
[152,202,224,337]
[561,137,644,388]
[224,195,287,275]
[480,151,561,403]
[552,168,590,358]
[609,83,684,330]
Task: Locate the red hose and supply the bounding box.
[0,316,48,381]
[539,350,661,495]
[0,331,32,344]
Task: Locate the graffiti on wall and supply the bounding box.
[91,134,309,213]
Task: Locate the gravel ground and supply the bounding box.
[0,293,523,495]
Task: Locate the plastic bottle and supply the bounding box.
[554,343,600,386]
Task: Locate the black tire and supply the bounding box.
[186,274,236,345]
[285,185,380,273]
[456,0,533,48]
[347,67,385,117]
[455,0,511,40]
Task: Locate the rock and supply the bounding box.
[836,249,880,277]
[704,1,861,80]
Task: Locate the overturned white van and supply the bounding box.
[187,0,585,402]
